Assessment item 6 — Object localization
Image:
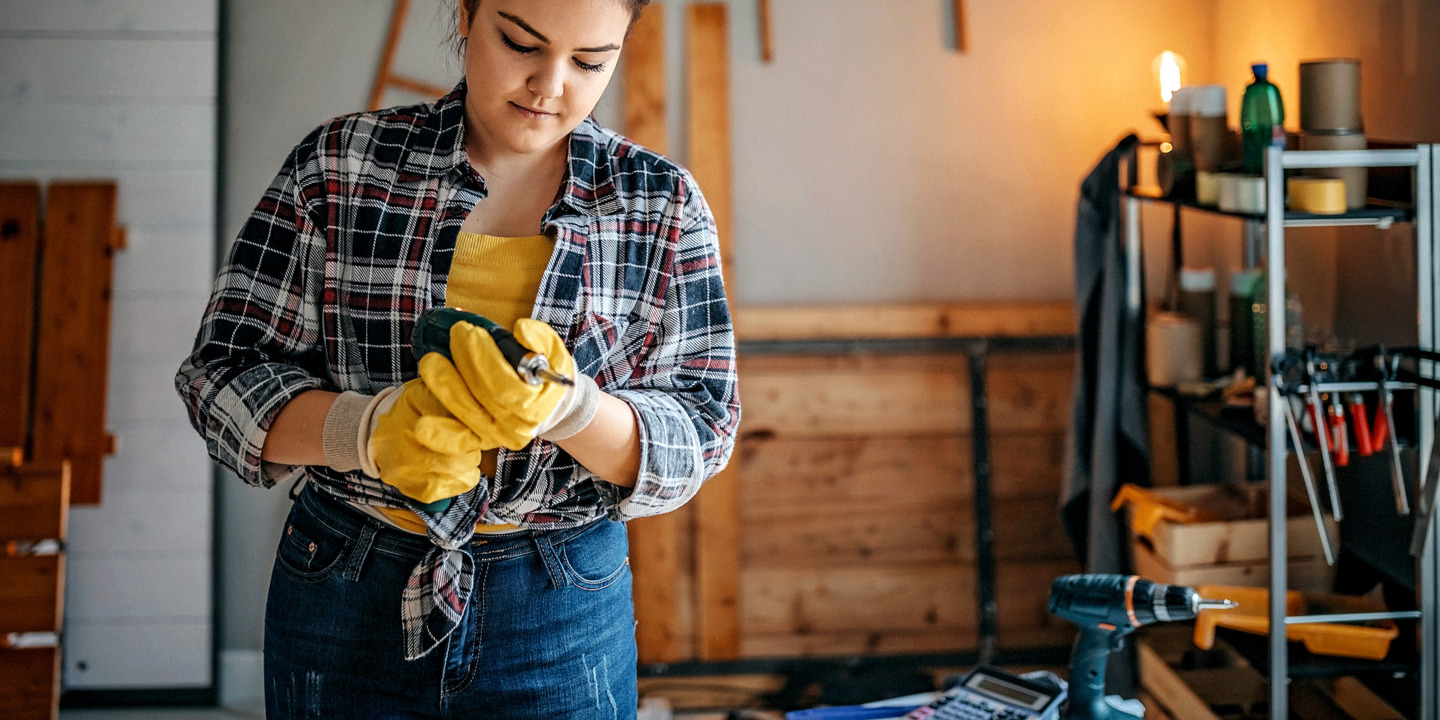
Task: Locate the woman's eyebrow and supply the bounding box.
[497,11,621,53]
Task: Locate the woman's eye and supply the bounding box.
[573,58,606,74]
[500,32,537,54]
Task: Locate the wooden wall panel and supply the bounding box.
[738,352,1072,439]
[731,336,1076,660]
[734,302,1075,342]
[737,434,1066,506]
[0,183,40,454]
[742,497,1076,568]
[739,560,1079,656]
[31,182,117,505]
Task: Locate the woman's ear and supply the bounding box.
[458,2,472,38]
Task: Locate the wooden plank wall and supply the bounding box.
[732,329,1080,657]
[615,0,1080,661]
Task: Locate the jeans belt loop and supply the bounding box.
[341,520,379,582]
[530,531,567,589]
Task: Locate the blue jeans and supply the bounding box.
[264,484,637,719]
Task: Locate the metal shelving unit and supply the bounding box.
[1123,144,1440,719]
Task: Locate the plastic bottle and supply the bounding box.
[1241,63,1286,175]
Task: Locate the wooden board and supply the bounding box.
[622,2,665,154]
[686,3,732,287]
[0,647,59,720]
[737,434,1066,505]
[1132,541,1335,595]
[687,2,740,662]
[630,504,684,663]
[737,353,1073,439]
[0,183,41,453]
[620,1,682,664]
[694,463,741,660]
[1138,639,1223,720]
[740,559,1079,656]
[0,460,69,543]
[0,555,64,634]
[742,496,1075,568]
[31,182,118,505]
[734,302,1076,341]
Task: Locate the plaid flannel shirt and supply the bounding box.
[176,83,739,660]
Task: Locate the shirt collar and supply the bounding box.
[400,81,622,218]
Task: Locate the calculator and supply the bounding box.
[903,666,1066,720]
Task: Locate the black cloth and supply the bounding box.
[1062,134,1150,574]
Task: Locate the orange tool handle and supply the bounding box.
[1371,399,1389,451]
[1350,395,1373,456]
[1330,401,1349,467]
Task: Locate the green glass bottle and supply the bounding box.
[1241,63,1285,175]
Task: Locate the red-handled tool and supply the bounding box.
[1370,395,1389,451]
[1350,394,1373,457]
[1328,394,1349,467]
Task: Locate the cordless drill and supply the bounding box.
[405,307,574,513]
[1048,574,1237,720]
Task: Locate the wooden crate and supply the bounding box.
[1125,483,1337,592]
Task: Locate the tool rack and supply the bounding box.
[1123,144,1440,719]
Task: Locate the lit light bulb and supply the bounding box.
[1153,51,1187,106]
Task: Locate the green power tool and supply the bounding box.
[411,307,573,386]
[404,308,573,514]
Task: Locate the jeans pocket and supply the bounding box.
[557,522,630,591]
[275,513,351,583]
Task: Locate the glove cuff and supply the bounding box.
[538,373,600,442]
[358,386,401,478]
[322,391,373,473]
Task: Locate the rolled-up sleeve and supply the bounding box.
[175,131,329,488]
[603,177,740,519]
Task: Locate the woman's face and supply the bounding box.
[459,0,629,159]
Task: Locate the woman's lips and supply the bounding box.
[510,102,556,120]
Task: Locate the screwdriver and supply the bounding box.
[411,307,574,387]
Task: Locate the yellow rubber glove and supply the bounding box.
[418,319,574,451]
[368,378,492,504]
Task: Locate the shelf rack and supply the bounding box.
[1124,145,1440,719]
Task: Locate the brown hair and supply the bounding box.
[452,0,652,55]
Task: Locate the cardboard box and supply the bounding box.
[1124,483,1337,593]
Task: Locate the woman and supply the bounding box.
[176,0,739,716]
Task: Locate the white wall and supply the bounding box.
[0,0,217,691]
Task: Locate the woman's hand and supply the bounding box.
[368,378,492,504]
[419,319,596,448]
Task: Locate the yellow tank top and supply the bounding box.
[376,231,554,534]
